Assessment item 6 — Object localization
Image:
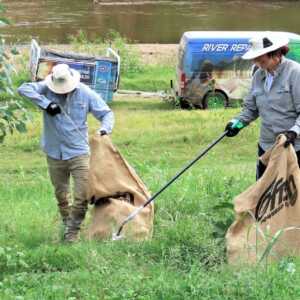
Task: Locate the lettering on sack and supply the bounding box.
[255,175,297,223]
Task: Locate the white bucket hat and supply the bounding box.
[242,33,289,60]
[45,64,80,94]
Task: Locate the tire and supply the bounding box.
[179,98,192,109]
[202,91,229,109]
[193,104,202,109]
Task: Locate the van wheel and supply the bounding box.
[179,98,192,109]
[193,104,202,109]
[202,91,229,109]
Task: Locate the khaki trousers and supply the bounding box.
[47,154,89,225]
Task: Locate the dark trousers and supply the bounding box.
[256,144,300,180]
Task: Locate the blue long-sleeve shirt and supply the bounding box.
[18,81,114,160]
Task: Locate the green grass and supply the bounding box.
[120,65,175,92]
[1,97,300,299]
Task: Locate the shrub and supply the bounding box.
[0,3,29,143]
[68,29,144,75]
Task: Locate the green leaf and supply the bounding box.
[15,122,27,133]
[0,3,30,143]
[11,47,19,55]
[0,20,7,27]
[8,124,14,134]
[0,4,7,13]
[259,229,284,264]
[5,86,14,96]
[0,130,6,143]
[212,202,234,210]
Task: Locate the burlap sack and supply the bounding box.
[226,135,300,264]
[86,135,154,240]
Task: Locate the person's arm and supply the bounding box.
[237,79,259,125]
[88,90,114,134]
[289,67,300,135]
[281,66,300,147]
[225,78,259,137]
[17,81,51,109]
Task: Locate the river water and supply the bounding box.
[1,0,300,44]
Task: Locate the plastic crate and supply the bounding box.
[30,39,120,102]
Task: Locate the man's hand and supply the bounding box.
[46,102,61,116]
[99,130,107,136]
[225,119,245,137]
[283,130,297,148]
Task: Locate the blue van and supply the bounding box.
[175,31,300,109]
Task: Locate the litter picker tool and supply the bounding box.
[55,105,228,241]
[112,130,228,240]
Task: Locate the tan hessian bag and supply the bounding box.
[86,135,154,240]
[226,135,300,264]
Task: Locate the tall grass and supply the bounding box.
[1,96,300,299]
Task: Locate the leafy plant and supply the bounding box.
[210,200,234,241]
[68,29,144,75]
[258,226,300,266]
[104,30,144,74]
[0,246,29,277]
[0,4,29,143]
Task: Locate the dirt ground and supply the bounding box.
[132,44,178,64]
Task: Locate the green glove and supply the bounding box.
[225,119,246,137]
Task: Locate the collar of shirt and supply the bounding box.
[262,56,287,92]
[264,56,286,78]
[264,71,274,92]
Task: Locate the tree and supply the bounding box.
[0,3,28,143]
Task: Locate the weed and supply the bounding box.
[0,246,29,278]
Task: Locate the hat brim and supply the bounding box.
[242,38,289,60]
[45,69,81,94]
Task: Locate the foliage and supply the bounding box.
[68,30,144,75]
[0,246,29,276]
[0,4,29,143]
[0,99,28,143]
[105,30,144,74]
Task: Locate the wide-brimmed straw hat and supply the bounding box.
[45,64,80,94]
[242,33,289,60]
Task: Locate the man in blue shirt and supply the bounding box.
[18,64,114,242]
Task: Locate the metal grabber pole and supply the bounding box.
[112,130,229,240]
